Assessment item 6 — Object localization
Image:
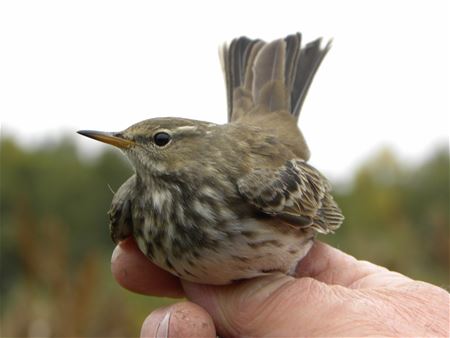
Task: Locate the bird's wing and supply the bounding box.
[237,159,343,233]
[108,174,136,243]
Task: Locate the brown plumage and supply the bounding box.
[238,159,342,234]
[78,32,343,284]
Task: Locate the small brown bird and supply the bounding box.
[78,33,343,285]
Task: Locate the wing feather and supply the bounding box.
[238,159,343,233]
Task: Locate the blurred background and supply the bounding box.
[1,0,448,337]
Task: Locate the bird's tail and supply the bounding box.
[221,33,331,122]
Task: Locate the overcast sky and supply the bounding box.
[1,0,448,180]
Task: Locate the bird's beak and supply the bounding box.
[77,130,135,149]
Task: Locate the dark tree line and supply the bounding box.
[1,137,448,336]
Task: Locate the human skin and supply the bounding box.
[111,238,450,337]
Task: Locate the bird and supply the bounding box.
[78,32,344,285]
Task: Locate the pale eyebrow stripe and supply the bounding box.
[173,126,198,132]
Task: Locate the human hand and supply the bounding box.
[112,238,449,337]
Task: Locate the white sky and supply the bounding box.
[1,0,448,180]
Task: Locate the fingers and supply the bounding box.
[180,261,450,337]
[113,238,415,337]
[140,301,216,338]
[295,241,411,288]
[111,238,184,298]
[182,274,342,337]
[178,243,416,337]
[111,237,409,298]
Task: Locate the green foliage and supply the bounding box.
[1,138,131,290]
[324,146,449,287]
[0,137,159,337]
[1,137,449,336]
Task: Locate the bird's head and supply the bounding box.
[78,117,218,178]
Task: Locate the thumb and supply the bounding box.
[182,274,341,337]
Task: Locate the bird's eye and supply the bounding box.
[153,132,171,147]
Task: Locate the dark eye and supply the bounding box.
[153,132,171,147]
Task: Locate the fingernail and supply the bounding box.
[156,311,171,338]
[111,245,121,263]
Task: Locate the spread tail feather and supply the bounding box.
[221,33,331,122]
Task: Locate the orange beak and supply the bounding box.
[77,130,135,149]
